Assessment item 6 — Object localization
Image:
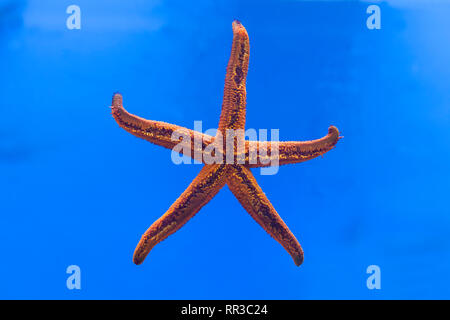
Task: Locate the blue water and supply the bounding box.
[0,0,449,299]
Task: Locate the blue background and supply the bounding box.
[0,0,449,299]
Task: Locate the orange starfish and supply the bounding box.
[111,20,340,266]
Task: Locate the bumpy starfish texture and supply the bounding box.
[111,20,340,266]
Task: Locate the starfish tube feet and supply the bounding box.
[133,165,228,265]
[111,94,215,162]
[217,20,250,134]
[247,125,341,168]
[226,166,304,266]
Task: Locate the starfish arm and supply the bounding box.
[246,126,341,167]
[111,93,215,162]
[133,164,228,265]
[226,165,304,266]
[217,20,250,133]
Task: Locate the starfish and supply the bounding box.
[111,20,340,266]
